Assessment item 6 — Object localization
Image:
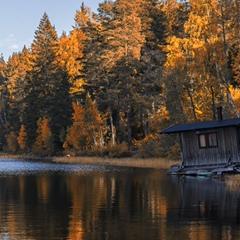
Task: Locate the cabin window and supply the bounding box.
[208,133,217,147]
[199,134,207,147]
[198,132,218,148]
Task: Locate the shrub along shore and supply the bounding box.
[0,152,179,169]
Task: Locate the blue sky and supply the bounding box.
[1,0,102,60]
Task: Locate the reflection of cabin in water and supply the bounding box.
[160,107,240,175]
[177,176,240,226]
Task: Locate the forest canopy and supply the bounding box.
[0,0,240,158]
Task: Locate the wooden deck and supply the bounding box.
[166,163,240,176]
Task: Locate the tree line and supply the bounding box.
[0,0,239,158]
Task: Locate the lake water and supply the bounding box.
[0,159,240,240]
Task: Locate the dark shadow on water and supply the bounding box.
[167,175,240,239]
[178,175,240,223]
[0,159,240,239]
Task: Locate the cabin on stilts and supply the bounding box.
[160,107,240,175]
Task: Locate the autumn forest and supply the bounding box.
[0,0,239,158]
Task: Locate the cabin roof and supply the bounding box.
[160,118,240,134]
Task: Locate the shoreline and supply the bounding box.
[0,152,179,169]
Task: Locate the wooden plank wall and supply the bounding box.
[181,127,240,167]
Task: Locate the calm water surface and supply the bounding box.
[0,158,240,240]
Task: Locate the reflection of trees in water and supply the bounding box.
[2,169,240,240]
[0,174,71,239]
[0,169,173,240]
[177,176,240,240]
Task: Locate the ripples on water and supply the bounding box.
[0,159,240,240]
[0,158,123,176]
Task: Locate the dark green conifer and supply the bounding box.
[23,13,72,151]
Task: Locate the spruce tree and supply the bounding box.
[23,13,72,151]
[90,0,146,148]
[5,48,32,135]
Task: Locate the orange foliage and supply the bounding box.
[17,124,27,150]
[72,102,85,122]
[32,117,54,155]
[64,102,91,150]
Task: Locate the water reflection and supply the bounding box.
[0,159,240,239]
[177,176,240,240]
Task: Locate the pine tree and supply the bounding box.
[73,3,102,101]
[5,47,32,134]
[97,0,146,148]
[162,0,189,39]
[131,0,167,137]
[23,13,72,150]
[79,0,169,147]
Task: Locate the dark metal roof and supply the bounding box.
[160,118,240,134]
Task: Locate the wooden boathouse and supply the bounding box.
[160,108,240,175]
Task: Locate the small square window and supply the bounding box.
[198,132,218,148]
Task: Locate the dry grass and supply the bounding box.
[53,156,179,169]
[0,152,180,169]
[0,153,33,159]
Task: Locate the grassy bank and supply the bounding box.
[0,152,180,169]
[53,156,179,169]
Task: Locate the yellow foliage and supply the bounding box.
[143,134,155,143]
[70,79,86,95]
[230,87,240,110]
[164,37,187,69]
